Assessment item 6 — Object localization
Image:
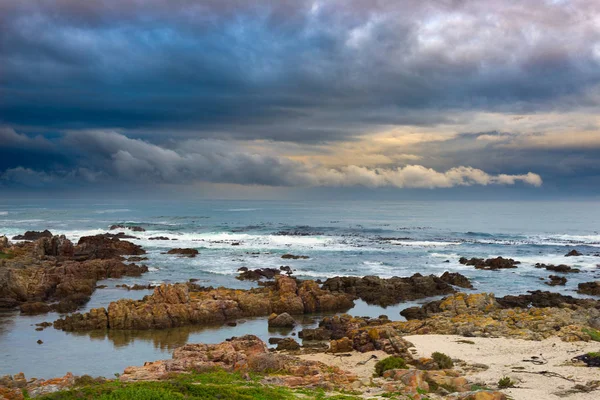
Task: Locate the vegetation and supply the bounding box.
[431,352,453,369]
[0,251,14,260]
[374,356,408,376]
[583,328,600,342]
[34,371,364,400]
[497,376,515,389]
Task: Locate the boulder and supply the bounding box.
[276,338,301,351]
[74,235,145,260]
[565,249,583,257]
[578,281,600,296]
[459,257,519,270]
[165,248,199,257]
[12,230,53,241]
[440,271,473,289]
[268,312,296,328]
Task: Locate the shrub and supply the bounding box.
[374,356,408,376]
[583,328,600,342]
[432,352,453,369]
[498,376,515,389]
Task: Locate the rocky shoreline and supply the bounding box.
[2,229,600,399]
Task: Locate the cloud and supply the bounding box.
[0,129,542,189]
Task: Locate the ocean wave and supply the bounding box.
[390,240,461,247]
[224,208,261,212]
[0,211,7,216]
[93,209,131,214]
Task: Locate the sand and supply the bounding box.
[405,335,600,400]
[299,335,599,399]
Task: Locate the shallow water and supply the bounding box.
[1,199,600,377]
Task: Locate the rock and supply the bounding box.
[281,254,309,259]
[276,338,300,351]
[237,267,280,281]
[535,263,580,273]
[37,339,43,344]
[74,235,145,260]
[459,257,519,270]
[546,275,567,286]
[165,248,199,257]
[299,327,332,341]
[268,312,296,328]
[322,274,456,307]
[148,236,170,240]
[110,225,145,232]
[578,281,600,296]
[12,230,53,241]
[55,276,353,331]
[565,249,583,257]
[497,290,599,309]
[0,236,9,250]
[20,302,52,315]
[440,272,473,289]
[328,337,353,353]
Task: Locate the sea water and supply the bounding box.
[1,199,599,377]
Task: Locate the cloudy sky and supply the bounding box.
[1,0,599,198]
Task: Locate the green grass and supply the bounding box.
[374,356,408,377]
[35,371,364,400]
[583,328,600,342]
[0,251,14,259]
[498,376,515,389]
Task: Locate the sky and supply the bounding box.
[1,0,600,199]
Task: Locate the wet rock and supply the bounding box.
[578,281,600,296]
[12,230,53,241]
[322,273,456,307]
[148,236,170,240]
[276,338,300,351]
[281,254,309,259]
[110,225,145,232]
[299,327,332,341]
[459,256,519,270]
[574,352,600,367]
[535,263,580,273]
[55,276,353,331]
[566,249,583,257]
[74,235,145,260]
[546,275,567,286]
[237,267,280,281]
[268,312,296,328]
[497,290,600,309]
[440,271,473,289]
[165,248,199,257]
[37,339,43,344]
[20,301,52,315]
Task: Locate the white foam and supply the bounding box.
[225,208,260,212]
[390,240,461,247]
[0,211,7,216]
[93,209,131,214]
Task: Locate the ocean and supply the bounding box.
[1,199,600,377]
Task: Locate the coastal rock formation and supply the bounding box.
[237,267,281,280]
[74,234,145,260]
[268,312,296,328]
[11,230,53,241]
[440,271,474,289]
[535,263,580,273]
[109,225,145,232]
[165,248,199,257]
[578,281,600,296]
[0,235,147,311]
[459,257,520,270]
[119,335,358,390]
[321,273,461,307]
[546,275,567,286]
[565,249,583,257]
[54,276,354,331]
[281,254,309,259]
[0,372,75,399]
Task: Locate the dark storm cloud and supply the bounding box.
[0,129,542,189]
[1,0,599,141]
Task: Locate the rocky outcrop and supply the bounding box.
[546,275,567,286]
[119,335,357,390]
[0,235,148,311]
[12,230,53,241]
[281,254,309,259]
[237,267,281,280]
[459,257,519,270]
[393,292,600,342]
[535,263,580,273]
[565,249,583,257]
[268,312,296,328]
[0,372,75,399]
[73,235,145,260]
[110,225,145,232]
[321,273,459,307]
[578,281,600,296]
[165,248,198,257]
[54,276,354,331]
[440,272,473,289]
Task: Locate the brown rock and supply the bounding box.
[165,248,199,257]
[268,312,296,328]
